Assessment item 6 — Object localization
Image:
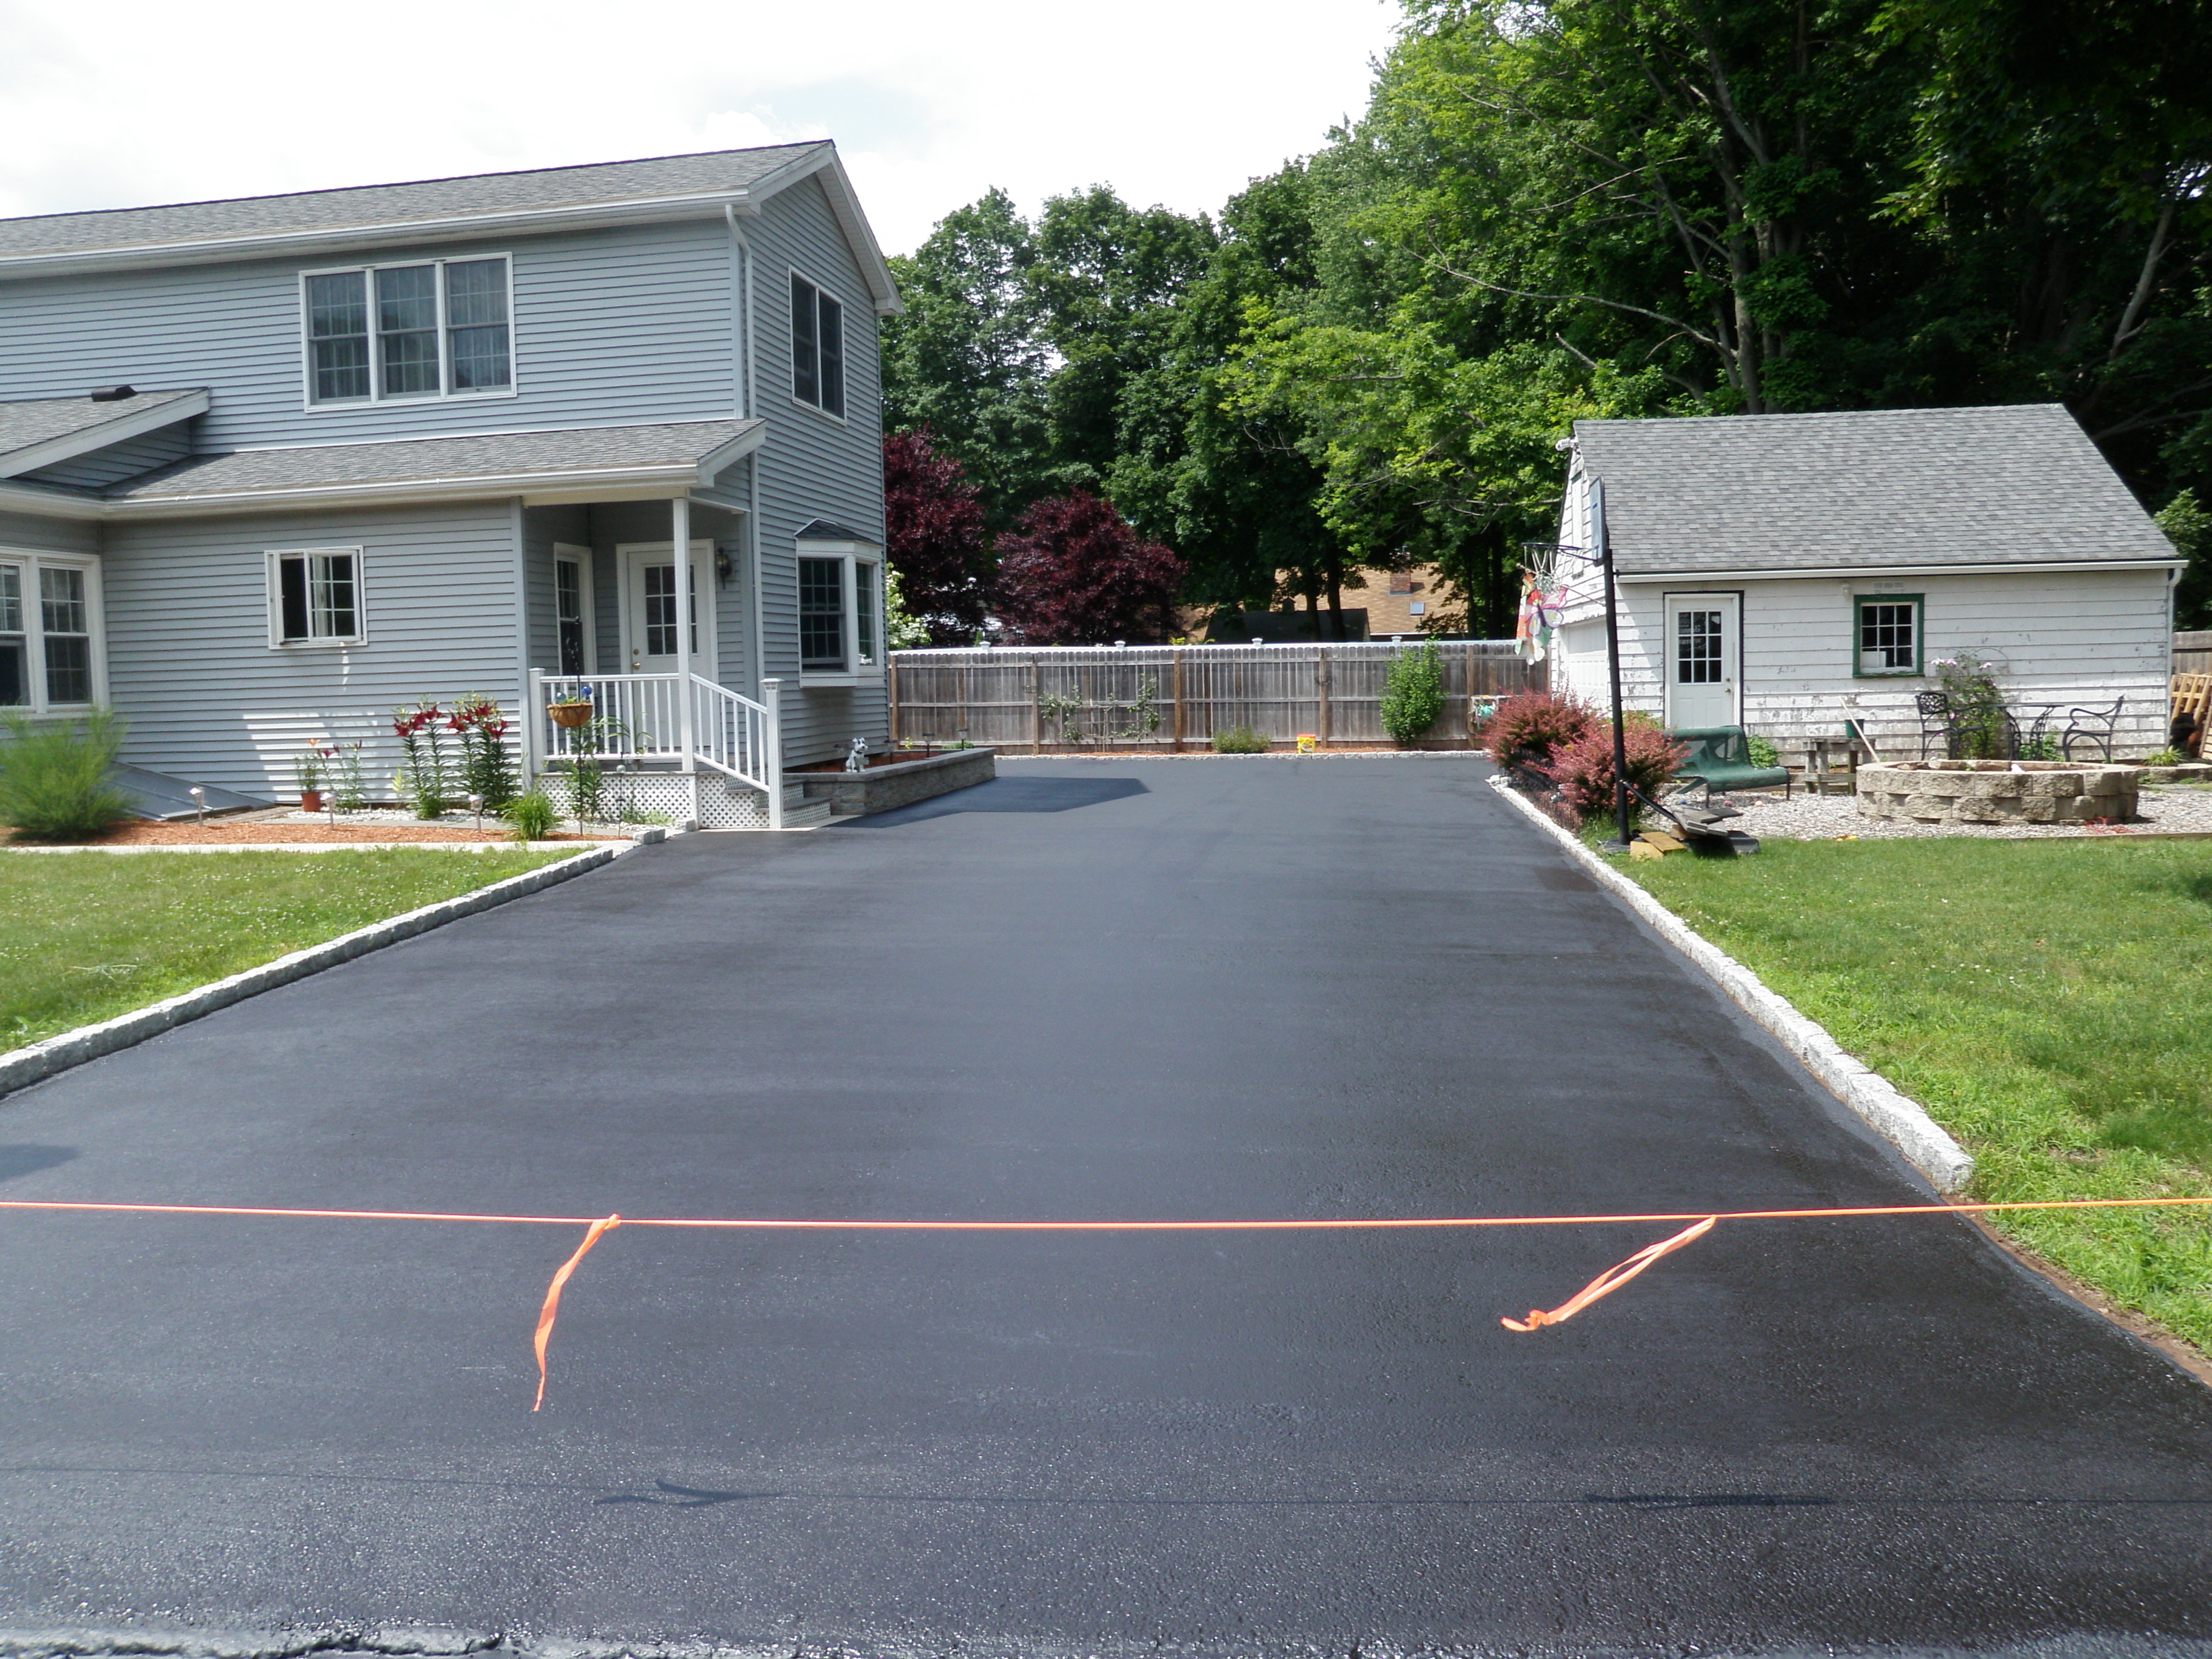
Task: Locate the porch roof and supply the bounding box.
[0,418,767,518]
[0,387,208,477]
[1573,403,2181,575]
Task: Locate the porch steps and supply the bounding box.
[780,797,835,831]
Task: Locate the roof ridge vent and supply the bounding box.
[89,384,136,402]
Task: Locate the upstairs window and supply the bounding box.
[304,256,512,404]
[0,552,104,711]
[268,549,364,647]
[790,272,846,418]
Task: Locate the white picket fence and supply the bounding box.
[890,642,1544,751]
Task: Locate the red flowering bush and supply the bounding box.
[1543,723,1688,828]
[1483,691,1598,770]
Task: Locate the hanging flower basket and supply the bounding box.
[547,700,594,729]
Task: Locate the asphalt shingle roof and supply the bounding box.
[0,389,204,471]
[1573,404,2177,573]
[0,145,827,260]
[106,419,763,501]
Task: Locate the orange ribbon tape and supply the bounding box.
[533,1213,620,1411]
[1501,1215,1717,1332]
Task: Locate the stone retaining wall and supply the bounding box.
[1856,760,2139,825]
[797,746,997,816]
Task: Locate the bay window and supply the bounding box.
[795,549,883,679]
[304,255,513,405]
[0,552,105,711]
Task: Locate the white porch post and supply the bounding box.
[761,675,784,830]
[672,495,697,768]
[526,667,545,784]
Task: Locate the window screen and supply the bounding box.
[0,564,25,706]
[791,273,845,418]
[306,272,370,401]
[376,265,440,397]
[444,259,511,390]
[799,557,845,669]
[306,258,511,403]
[274,551,360,643]
[39,566,90,705]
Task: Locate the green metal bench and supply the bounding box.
[1668,725,1792,805]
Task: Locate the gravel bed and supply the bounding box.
[1701,785,2212,840]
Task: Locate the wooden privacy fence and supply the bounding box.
[889,642,1546,751]
[2177,632,2212,677]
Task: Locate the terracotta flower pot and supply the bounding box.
[548,702,594,729]
[300,788,323,813]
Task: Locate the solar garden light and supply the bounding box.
[188,785,205,825]
[469,793,484,832]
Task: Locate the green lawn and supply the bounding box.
[0,849,569,1053]
[1617,837,2212,1352]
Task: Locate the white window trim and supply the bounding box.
[298,253,520,411]
[787,267,850,425]
[552,543,597,675]
[0,548,108,714]
[795,541,882,685]
[266,546,368,649]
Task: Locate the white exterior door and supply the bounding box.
[618,540,715,677]
[1664,592,1738,728]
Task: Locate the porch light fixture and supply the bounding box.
[714,550,735,583]
[1523,475,1631,854]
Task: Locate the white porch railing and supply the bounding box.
[528,670,782,826]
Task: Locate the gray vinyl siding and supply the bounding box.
[0,218,735,452]
[21,423,192,489]
[521,503,589,672]
[745,175,887,765]
[0,509,96,553]
[99,501,522,798]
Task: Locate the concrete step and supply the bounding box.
[780,799,834,831]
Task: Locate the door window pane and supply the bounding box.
[0,564,24,706]
[377,264,440,396]
[643,564,678,657]
[799,556,844,669]
[39,566,90,704]
[556,560,585,675]
[306,271,370,401]
[445,258,511,390]
[1675,609,1723,683]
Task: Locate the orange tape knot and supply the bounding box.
[1501,1215,1715,1333]
[532,1212,622,1411]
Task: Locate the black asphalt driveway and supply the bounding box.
[2,758,2209,1656]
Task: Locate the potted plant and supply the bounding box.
[295,748,327,814]
[548,686,595,729]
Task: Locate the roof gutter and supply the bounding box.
[1613,558,2185,583]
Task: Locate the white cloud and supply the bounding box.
[0,0,1398,253]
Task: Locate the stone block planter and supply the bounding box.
[797,746,996,816]
[1856,760,2139,825]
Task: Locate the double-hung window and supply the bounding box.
[0,552,104,712]
[796,550,882,677]
[304,256,513,404]
[268,548,365,647]
[790,272,846,418]
[1854,593,1923,676]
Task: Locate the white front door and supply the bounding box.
[1663,592,1738,728]
[618,540,716,676]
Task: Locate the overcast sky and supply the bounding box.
[0,0,1401,256]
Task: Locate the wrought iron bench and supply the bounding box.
[2060,697,2124,761]
[1667,725,1792,805]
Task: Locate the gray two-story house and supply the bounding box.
[0,142,899,827]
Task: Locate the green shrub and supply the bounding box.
[501,789,557,843]
[0,709,135,842]
[1745,732,1780,768]
[1379,640,1444,745]
[2142,747,2186,767]
[1211,725,1269,753]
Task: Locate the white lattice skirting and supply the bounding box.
[567,771,774,830]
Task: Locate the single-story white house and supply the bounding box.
[1547,404,2182,755]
